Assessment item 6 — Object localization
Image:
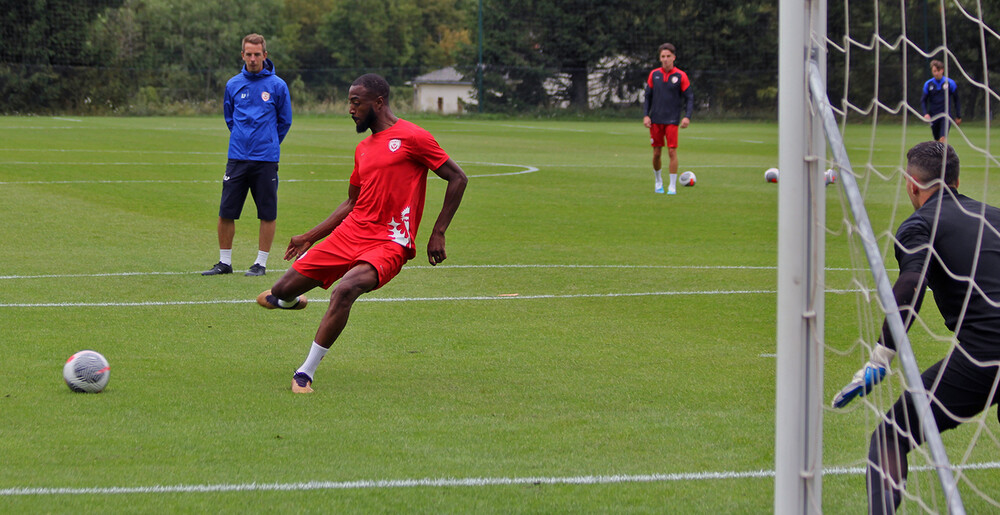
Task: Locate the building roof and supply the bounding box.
[411,66,472,85]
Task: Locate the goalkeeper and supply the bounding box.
[832,142,1000,514]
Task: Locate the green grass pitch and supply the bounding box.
[2,115,999,512]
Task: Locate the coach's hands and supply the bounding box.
[832,345,896,408]
[285,234,313,261]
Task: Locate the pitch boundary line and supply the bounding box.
[4,462,999,497]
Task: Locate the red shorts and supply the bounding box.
[292,229,409,290]
[649,124,679,148]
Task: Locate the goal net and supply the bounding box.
[777,0,1000,513]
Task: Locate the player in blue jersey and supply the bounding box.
[642,43,694,195]
[203,33,293,277]
[921,60,961,144]
[832,142,1000,513]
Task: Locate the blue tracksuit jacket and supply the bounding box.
[224,59,292,162]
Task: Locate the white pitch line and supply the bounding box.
[4,461,1000,497]
[0,471,775,497]
[0,264,880,281]
[0,290,781,308]
[0,161,538,183]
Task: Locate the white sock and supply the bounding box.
[669,173,678,189]
[255,250,269,267]
[297,342,328,379]
[219,249,232,266]
[654,170,663,189]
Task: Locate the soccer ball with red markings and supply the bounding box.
[679,171,696,187]
[63,350,110,393]
[765,168,779,183]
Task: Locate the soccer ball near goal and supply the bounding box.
[679,171,696,186]
[825,168,837,186]
[63,350,110,393]
[765,168,779,183]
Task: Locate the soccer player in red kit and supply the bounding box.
[256,73,468,393]
[643,43,693,194]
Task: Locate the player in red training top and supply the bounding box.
[256,73,468,393]
[643,42,693,195]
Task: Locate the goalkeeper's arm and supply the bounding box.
[832,271,926,408]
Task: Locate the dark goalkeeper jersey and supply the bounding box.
[894,187,1000,359]
[643,67,694,125]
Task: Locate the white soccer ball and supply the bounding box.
[765,168,779,183]
[679,171,696,187]
[63,350,110,393]
[825,168,837,186]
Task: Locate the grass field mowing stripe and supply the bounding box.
[5,462,999,497]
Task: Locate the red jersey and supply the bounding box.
[342,119,450,258]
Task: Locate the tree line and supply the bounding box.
[0,0,996,119]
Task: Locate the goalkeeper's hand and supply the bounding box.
[831,345,896,409]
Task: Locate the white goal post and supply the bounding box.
[775,0,991,513]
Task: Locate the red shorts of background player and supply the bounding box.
[649,124,679,149]
[292,228,409,290]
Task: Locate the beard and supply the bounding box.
[355,108,377,133]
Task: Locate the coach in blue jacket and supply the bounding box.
[204,33,292,277]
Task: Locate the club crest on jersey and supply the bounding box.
[388,139,401,152]
[671,75,679,84]
[261,91,271,102]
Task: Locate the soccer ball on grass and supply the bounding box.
[765,168,779,183]
[679,171,696,187]
[63,350,110,393]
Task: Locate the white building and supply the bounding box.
[410,67,475,114]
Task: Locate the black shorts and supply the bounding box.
[930,117,950,140]
[884,350,1000,451]
[219,160,278,221]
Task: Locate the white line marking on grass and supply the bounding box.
[0,471,772,496]
[0,162,338,166]
[0,161,537,183]
[0,290,780,308]
[5,462,1000,497]
[50,117,82,122]
[0,264,878,281]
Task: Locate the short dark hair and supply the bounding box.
[906,141,959,187]
[242,33,266,53]
[658,43,676,55]
[351,73,391,100]
[930,59,944,71]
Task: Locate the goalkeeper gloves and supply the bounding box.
[831,344,897,409]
